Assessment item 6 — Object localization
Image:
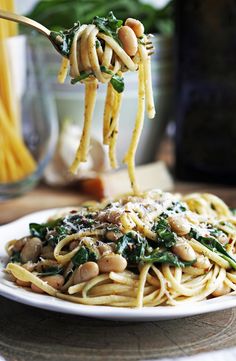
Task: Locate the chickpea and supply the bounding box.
[16,279,31,287]
[118,26,138,57]
[41,275,65,290]
[194,255,211,270]
[212,282,231,297]
[73,262,99,284]
[172,240,196,262]
[168,215,191,236]
[98,254,127,273]
[125,18,144,38]
[20,237,42,263]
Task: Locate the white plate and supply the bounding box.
[0,208,236,321]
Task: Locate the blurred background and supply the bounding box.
[2,0,236,199]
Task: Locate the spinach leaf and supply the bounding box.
[37,266,63,276]
[50,22,80,58]
[47,225,69,247]
[72,246,98,267]
[153,218,178,248]
[10,251,21,263]
[30,214,96,247]
[142,250,196,267]
[71,71,93,84]
[110,74,124,93]
[93,11,123,41]
[100,65,113,76]
[95,40,101,49]
[100,66,125,93]
[189,228,236,270]
[116,232,147,264]
[29,219,62,239]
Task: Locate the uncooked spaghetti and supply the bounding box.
[0,0,36,183]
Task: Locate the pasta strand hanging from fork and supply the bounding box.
[57,12,155,193]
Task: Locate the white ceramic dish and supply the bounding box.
[0,209,236,321]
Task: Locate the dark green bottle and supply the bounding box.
[175,0,236,184]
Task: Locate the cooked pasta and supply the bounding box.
[56,12,155,193]
[0,0,36,183]
[6,190,236,307]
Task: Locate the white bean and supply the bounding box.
[41,275,65,290]
[16,279,31,287]
[194,255,211,270]
[13,237,27,252]
[218,233,228,245]
[20,237,42,263]
[97,244,113,256]
[69,240,79,251]
[41,245,54,259]
[172,240,196,261]
[31,283,45,294]
[125,18,144,37]
[168,215,191,236]
[98,254,127,273]
[73,262,99,284]
[118,26,138,57]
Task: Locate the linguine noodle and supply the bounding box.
[6,190,236,308]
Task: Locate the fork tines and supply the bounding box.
[145,34,155,56]
[146,42,155,56]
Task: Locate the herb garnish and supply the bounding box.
[71,71,94,84]
[153,218,178,248]
[142,250,196,268]
[29,214,96,247]
[50,22,81,58]
[37,266,63,276]
[93,11,123,42]
[116,232,148,264]
[100,65,124,93]
[189,228,236,270]
[72,246,98,267]
[71,67,124,93]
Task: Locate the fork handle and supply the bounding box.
[0,9,50,37]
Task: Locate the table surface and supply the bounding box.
[1,182,236,361]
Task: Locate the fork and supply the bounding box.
[0,9,67,56]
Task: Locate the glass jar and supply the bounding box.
[0,35,58,200]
